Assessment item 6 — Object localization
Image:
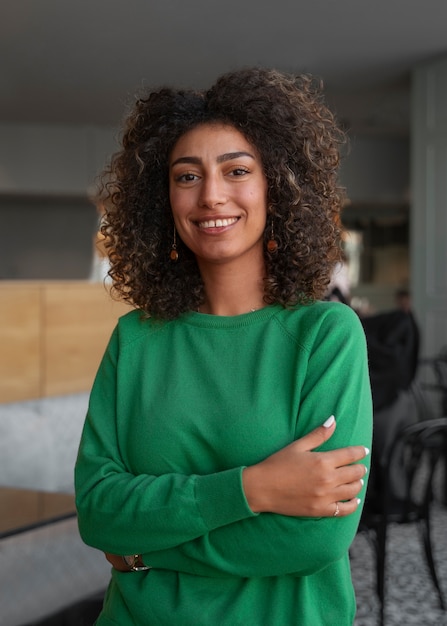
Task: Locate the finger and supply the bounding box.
[331,497,361,518]
[293,415,336,452]
[329,445,370,468]
[334,462,368,486]
[335,478,366,503]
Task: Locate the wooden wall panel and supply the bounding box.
[0,282,130,402]
[44,283,129,396]
[0,285,41,402]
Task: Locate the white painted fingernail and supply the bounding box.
[364,447,370,456]
[356,498,361,505]
[360,478,364,486]
[323,415,335,428]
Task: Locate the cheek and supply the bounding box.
[249,189,268,217]
[169,189,188,218]
[249,177,268,204]
[244,183,266,203]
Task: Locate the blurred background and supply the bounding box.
[1,1,447,624]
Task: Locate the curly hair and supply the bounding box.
[98,67,346,319]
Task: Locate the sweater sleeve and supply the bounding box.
[138,305,373,577]
[75,325,257,556]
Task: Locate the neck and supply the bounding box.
[198,292,266,316]
[197,259,266,316]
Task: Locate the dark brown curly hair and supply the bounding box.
[98,67,346,319]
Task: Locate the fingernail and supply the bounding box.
[356,498,361,505]
[360,478,364,486]
[323,415,335,428]
[364,447,370,456]
[364,465,368,475]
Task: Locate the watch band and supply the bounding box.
[122,554,151,572]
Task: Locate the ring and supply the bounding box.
[333,502,340,517]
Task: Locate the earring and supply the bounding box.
[267,219,278,253]
[170,226,179,262]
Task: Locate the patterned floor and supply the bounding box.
[351,502,447,626]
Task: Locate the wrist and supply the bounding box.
[242,465,269,513]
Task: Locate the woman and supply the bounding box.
[75,67,372,625]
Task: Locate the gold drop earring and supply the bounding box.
[267,219,278,253]
[170,226,179,262]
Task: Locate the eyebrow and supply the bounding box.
[170,151,255,167]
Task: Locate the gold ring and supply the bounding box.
[333,502,340,517]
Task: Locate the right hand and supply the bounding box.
[242,416,368,518]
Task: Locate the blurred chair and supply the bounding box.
[361,309,421,492]
[360,309,420,413]
[358,417,447,625]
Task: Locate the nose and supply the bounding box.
[198,173,227,209]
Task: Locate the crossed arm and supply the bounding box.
[104,417,368,574]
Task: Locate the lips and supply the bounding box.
[197,217,239,229]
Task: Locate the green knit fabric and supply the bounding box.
[75,301,372,625]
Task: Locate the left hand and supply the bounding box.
[104,552,130,571]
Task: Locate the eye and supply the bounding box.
[176,172,199,183]
[229,167,249,177]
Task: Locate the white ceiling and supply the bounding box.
[2,0,447,134]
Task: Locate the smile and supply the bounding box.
[197,217,239,229]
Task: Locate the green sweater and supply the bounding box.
[75,301,372,626]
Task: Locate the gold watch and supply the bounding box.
[122,554,151,572]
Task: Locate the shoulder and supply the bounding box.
[277,300,362,331]
[274,301,365,350]
[113,308,169,348]
[299,300,358,323]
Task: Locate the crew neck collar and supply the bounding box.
[180,304,283,328]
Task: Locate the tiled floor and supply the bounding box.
[352,502,447,626]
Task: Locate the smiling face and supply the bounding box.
[169,123,268,272]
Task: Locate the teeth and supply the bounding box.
[199,217,238,229]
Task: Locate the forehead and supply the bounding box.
[170,123,258,160]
